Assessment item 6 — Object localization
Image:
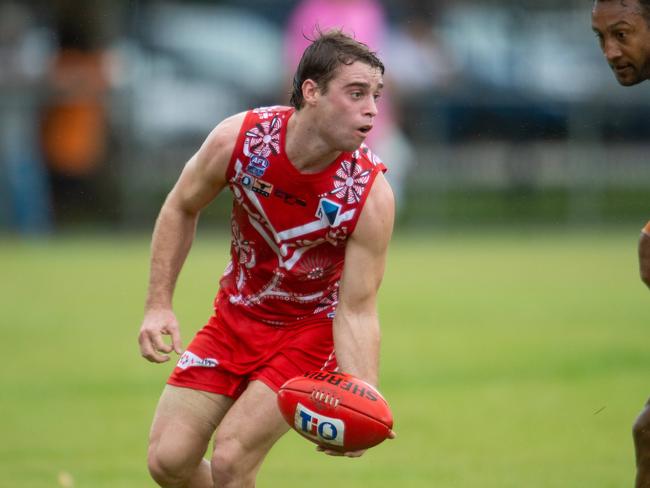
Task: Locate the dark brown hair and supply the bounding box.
[289,29,385,110]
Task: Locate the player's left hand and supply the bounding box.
[316,430,396,457]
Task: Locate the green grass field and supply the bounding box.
[1,227,648,487]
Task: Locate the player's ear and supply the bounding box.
[302,79,320,106]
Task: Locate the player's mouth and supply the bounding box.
[613,63,633,75]
[356,125,373,137]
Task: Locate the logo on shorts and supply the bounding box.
[177,351,219,370]
[294,403,345,447]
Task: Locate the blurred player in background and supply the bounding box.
[591,1,650,485]
[138,31,394,488]
[40,3,113,225]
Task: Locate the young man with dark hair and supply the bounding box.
[138,31,394,487]
[592,1,650,486]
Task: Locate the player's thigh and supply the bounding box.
[212,380,289,468]
[149,384,235,467]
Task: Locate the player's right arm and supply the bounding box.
[138,112,245,363]
[640,221,650,289]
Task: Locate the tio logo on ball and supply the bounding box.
[294,403,345,447]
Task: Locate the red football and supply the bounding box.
[277,370,393,452]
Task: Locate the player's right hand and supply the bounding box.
[138,309,184,363]
[316,430,396,458]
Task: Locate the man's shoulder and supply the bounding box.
[203,111,248,153]
[208,112,246,141]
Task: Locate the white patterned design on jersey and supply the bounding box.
[231,158,355,274]
[330,159,371,204]
[228,159,360,309]
[232,269,324,308]
[243,116,282,158]
[355,143,384,167]
[232,220,256,269]
[253,105,285,120]
[294,250,336,281]
[313,284,339,315]
[231,220,256,291]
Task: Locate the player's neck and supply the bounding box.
[286,109,342,174]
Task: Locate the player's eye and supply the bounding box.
[616,31,627,41]
[594,32,605,47]
[350,92,362,100]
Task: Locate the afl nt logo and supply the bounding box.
[316,198,342,227]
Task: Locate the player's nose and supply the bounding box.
[364,97,378,118]
[603,39,622,62]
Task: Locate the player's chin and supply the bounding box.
[614,69,642,86]
[340,139,363,152]
[617,76,642,86]
[339,131,367,151]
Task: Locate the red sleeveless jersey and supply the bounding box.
[214,106,387,327]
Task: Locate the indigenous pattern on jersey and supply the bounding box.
[216,105,387,327]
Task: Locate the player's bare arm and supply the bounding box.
[317,173,394,458]
[640,222,650,288]
[333,173,394,386]
[138,112,245,363]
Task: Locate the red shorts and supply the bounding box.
[168,311,337,399]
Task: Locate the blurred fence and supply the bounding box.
[0,0,648,234]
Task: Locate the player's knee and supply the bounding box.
[211,438,252,486]
[633,407,650,453]
[147,443,190,488]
